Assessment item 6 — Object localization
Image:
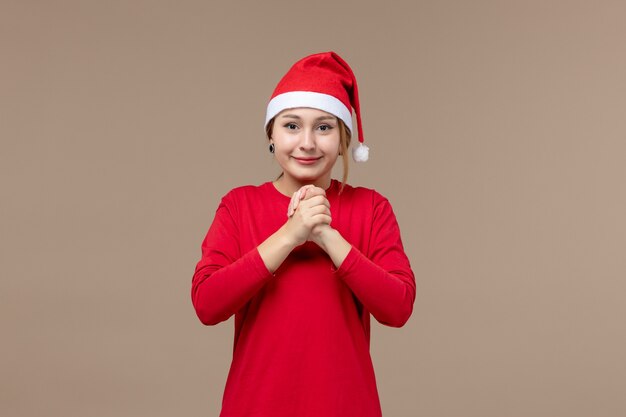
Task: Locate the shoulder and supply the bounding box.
[217,183,271,215]
[337,181,391,209]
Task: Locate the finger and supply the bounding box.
[311,213,332,226]
[296,184,314,206]
[300,186,326,199]
[292,189,303,213]
[300,195,331,209]
[289,189,302,217]
[304,204,332,218]
[291,190,299,216]
[289,185,321,217]
[287,195,293,217]
[300,184,314,198]
[288,197,296,217]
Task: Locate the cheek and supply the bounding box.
[329,137,342,154]
[271,135,291,150]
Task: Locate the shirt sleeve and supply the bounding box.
[191,193,273,325]
[333,193,416,327]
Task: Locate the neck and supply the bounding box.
[273,175,332,196]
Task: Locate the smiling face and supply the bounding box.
[269,107,341,194]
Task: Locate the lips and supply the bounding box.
[293,157,321,161]
[293,156,322,165]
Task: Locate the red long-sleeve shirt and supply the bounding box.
[192,179,416,417]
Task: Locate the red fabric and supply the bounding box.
[191,179,416,417]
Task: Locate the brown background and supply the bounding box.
[2,1,625,416]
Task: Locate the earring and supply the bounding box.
[269,143,275,153]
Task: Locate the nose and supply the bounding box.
[299,129,316,151]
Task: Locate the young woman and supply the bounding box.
[191,51,416,417]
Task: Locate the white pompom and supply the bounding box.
[352,142,369,162]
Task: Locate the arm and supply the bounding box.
[191,190,332,325]
[191,197,274,325]
[313,194,416,327]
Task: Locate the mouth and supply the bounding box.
[293,156,322,165]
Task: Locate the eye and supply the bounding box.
[284,122,298,130]
[317,124,333,132]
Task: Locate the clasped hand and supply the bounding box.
[284,184,333,248]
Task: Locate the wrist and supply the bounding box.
[277,222,301,249]
[316,226,338,251]
[258,223,300,274]
[319,228,351,268]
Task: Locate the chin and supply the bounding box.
[288,171,328,183]
[293,174,319,183]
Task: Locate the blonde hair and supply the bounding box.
[265,117,352,194]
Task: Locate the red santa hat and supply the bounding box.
[264,51,369,162]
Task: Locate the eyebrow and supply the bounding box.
[278,114,337,122]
